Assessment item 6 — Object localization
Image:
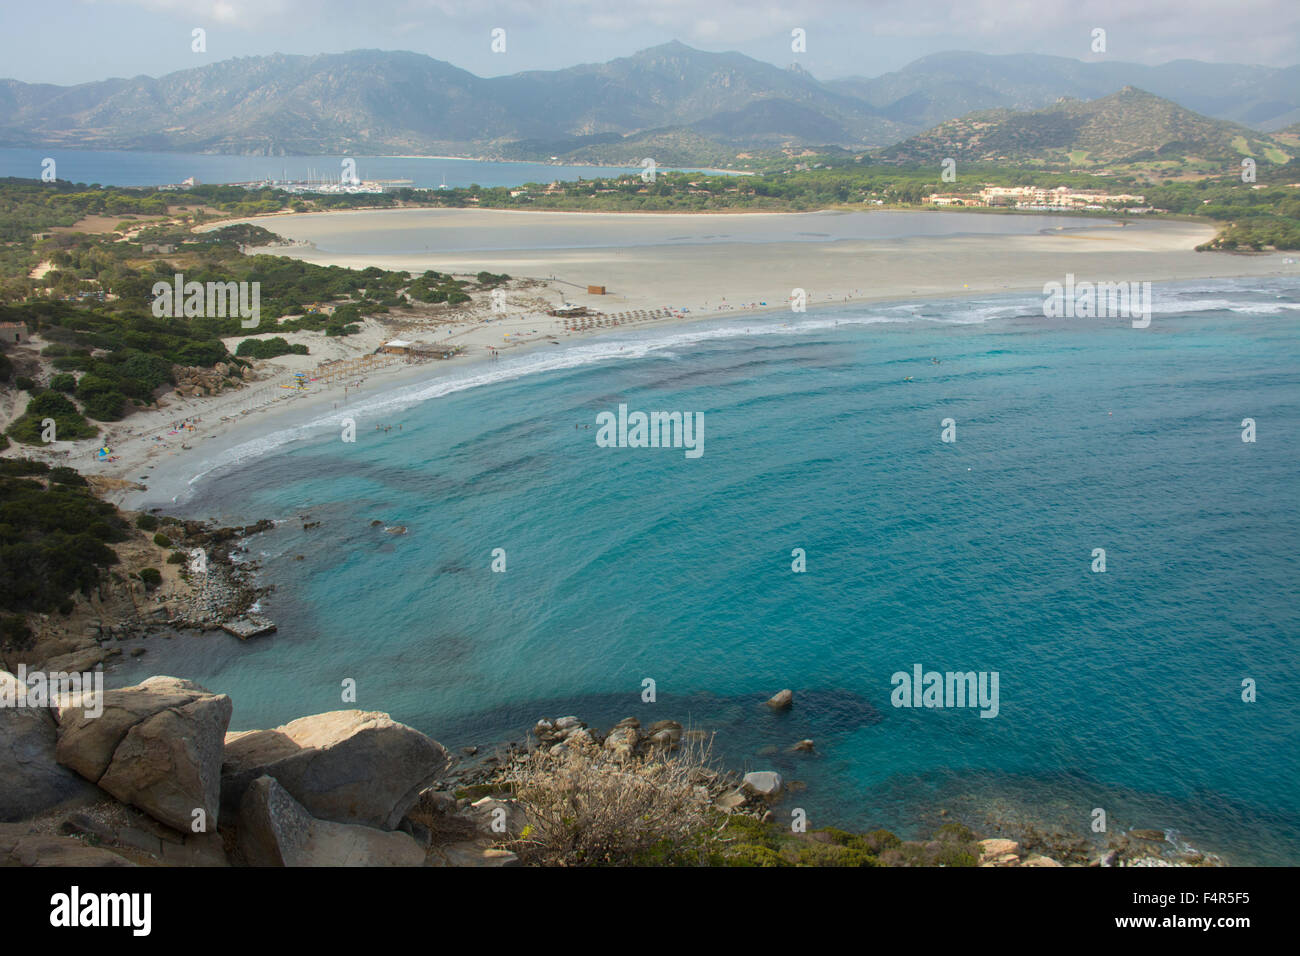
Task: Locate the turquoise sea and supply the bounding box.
[115,278,1300,864]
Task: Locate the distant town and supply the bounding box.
[926,185,1152,213]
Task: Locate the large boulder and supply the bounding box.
[221,711,449,830]
[742,771,785,798]
[53,676,231,833]
[237,775,426,867]
[0,671,101,821]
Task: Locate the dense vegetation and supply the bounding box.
[5,388,99,444]
[235,336,309,359]
[407,270,472,305]
[0,180,530,448]
[0,459,127,627]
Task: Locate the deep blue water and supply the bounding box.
[0,147,727,189]
[115,279,1300,863]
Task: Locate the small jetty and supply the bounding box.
[221,616,278,640]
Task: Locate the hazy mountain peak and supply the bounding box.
[0,45,1294,159]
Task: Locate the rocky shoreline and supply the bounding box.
[4,512,278,679]
[0,673,1226,867]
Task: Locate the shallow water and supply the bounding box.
[257,207,1110,255]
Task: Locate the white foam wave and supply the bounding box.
[180,284,1297,487]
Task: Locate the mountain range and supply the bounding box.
[1,43,1296,161]
[880,87,1291,168]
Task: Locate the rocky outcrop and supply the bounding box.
[645,720,683,750]
[221,710,449,830]
[54,676,231,833]
[172,362,251,398]
[0,671,101,821]
[0,822,135,867]
[978,838,1022,866]
[237,775,426,867]
[603,718,641,760]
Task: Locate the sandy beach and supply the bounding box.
[220,206,1292,316]
[19,207,1294,510]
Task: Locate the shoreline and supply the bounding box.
[54,293,1155,510]
[9,205,1296,566]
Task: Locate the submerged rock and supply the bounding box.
[766,689,793,710]
[1130,828,1167,842]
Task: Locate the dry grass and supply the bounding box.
[499,734,721,866]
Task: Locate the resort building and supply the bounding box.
[924,193,976,206]
[978,186,1146,209]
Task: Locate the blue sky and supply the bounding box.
[2,0,1297,85]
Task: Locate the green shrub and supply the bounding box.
[235,336,308,359]
[0,614,33,651]
[794,841,880,867]
[0,458,48,477]
[76,374,129,421]
[139,567,162,589]
[81,389,128,421]
[166,551,185,564]
[726,844,787,867]
[0,472,126,613]
[935,822,977,843]
[5,390,98,444]
[860,829,903,854]
[49,373,77,392]
[722,814,783,849]
[153,532,172,548]
[135,514,159,531]
[48,466,87,486]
